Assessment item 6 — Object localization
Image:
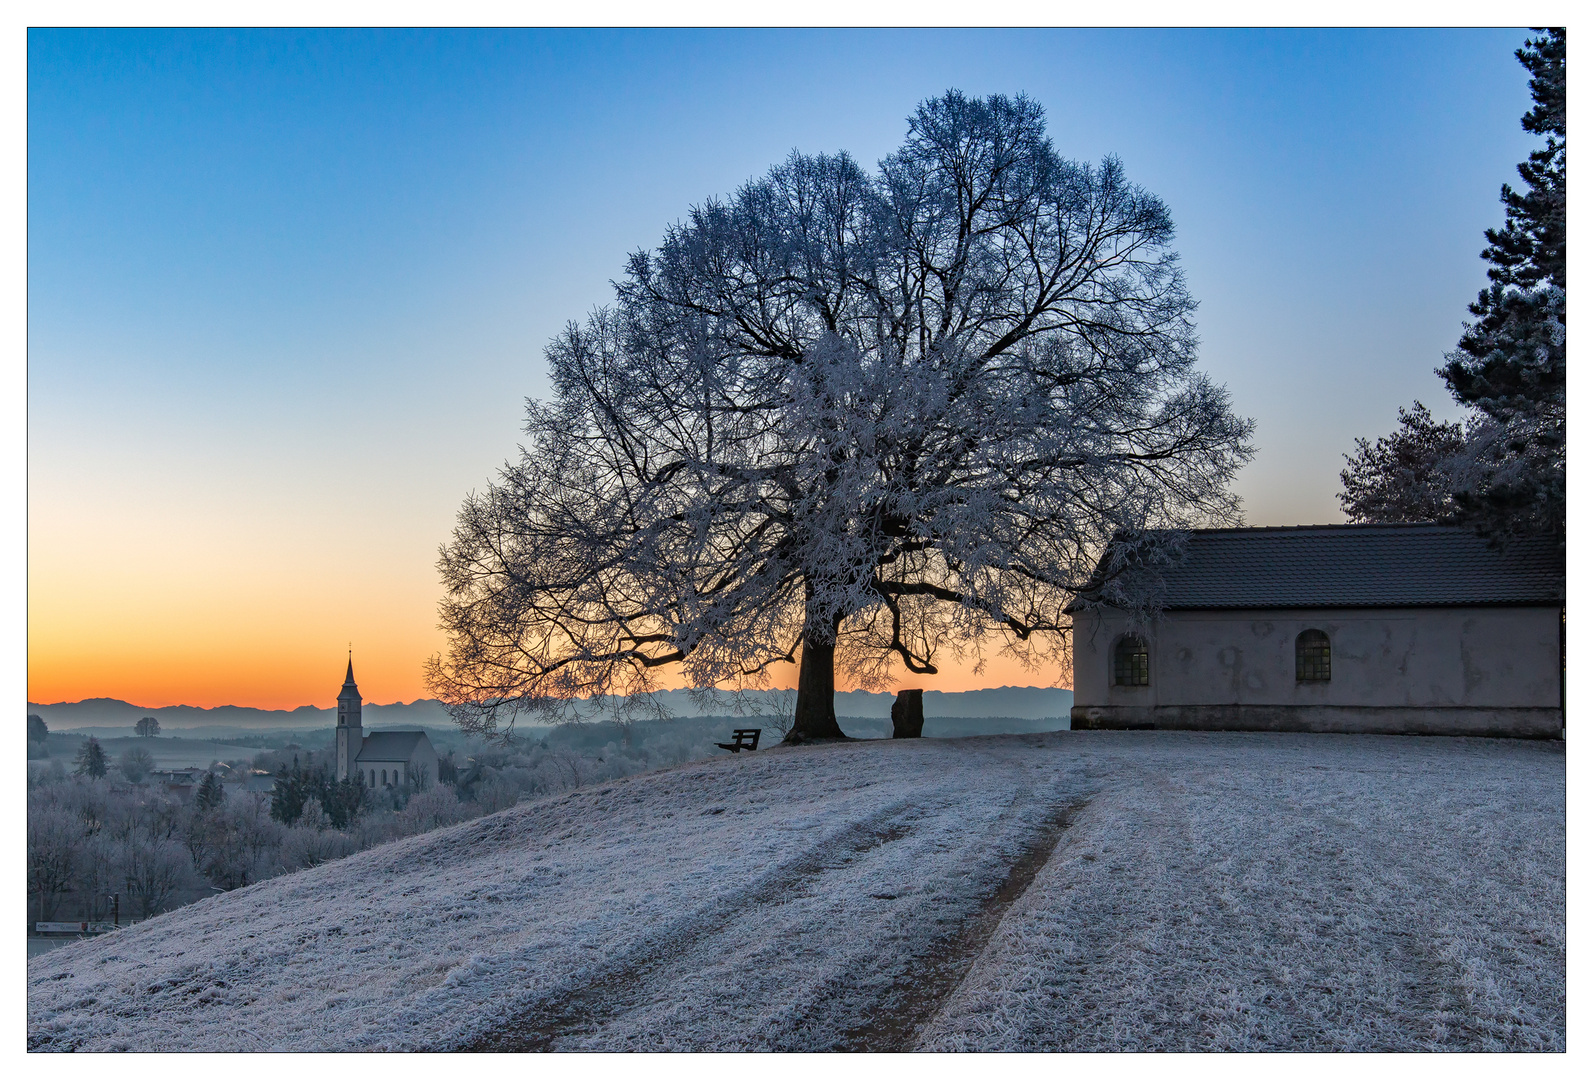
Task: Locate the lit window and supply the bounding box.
[1114,635,1150,686]
[1296,630,1331,682]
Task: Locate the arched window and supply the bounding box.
[1114,635,1150,686]
[1296,629,1331,682]
[381,769,388,785]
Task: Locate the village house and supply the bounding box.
[149,767,207,800]
[1069,523,1563,738]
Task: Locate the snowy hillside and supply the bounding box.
[28,731,1563,1052]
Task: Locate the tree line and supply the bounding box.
[26,723,739,924]
[1341,29,1565,556]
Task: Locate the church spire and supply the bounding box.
[335,651,363,782]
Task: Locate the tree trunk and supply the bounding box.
[785,631,848,743]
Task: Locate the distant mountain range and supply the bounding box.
[25,698,455,734]
[27,686,1073,733]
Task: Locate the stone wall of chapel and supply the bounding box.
[1072,605,1561,710]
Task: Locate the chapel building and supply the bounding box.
[1068,523,1563,739]
[334,659,441,788]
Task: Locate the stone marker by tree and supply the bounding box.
[890,690,925,739]
[136,716,162,738]
[429,91,1253,743]
[73,736,107,779]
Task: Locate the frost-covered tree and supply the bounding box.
[120,836,194,919]
[27,807,80,921]
[1339,402,1468,523]
[1437,28,1565,548]
[429,91,1254,743]
[118,746,155,785]
[1348,32,1566,548]
[269,760,364,829]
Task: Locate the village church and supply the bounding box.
[333,659,440,788]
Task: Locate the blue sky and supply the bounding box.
[27,28,1541,703]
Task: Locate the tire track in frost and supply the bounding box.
[833,798,1086,1051]
[459,799,917,1051]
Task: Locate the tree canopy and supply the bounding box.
[195,771,227,812]
[119,746,155,784]
[1439,28,1565,547]
[1339,402,1467,524]
[429,91,1254,742]
[1345,30,1565,555]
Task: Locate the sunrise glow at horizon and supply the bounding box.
[28,28,1541,709]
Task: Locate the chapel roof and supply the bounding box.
[355,730,430,763]
[1071,523,1563,611]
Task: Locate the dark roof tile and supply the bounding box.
[356,730,430,763]
[1088,524,1562,610]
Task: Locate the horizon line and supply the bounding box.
[27,685,1076,712]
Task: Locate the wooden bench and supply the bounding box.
[716,728,762,753]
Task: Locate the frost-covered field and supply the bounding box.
[27,731,1563,1052]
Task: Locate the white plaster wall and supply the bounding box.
[360,740,440,788]
[1072,606,1561,710]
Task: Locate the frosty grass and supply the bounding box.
[28,730,1564,1051]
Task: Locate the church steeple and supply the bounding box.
[335,653,363,782]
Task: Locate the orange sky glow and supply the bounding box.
[26,486,1070,709]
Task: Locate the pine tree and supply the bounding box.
[323,775,366,830]
[73,737,107,779]
[1437,28,1565,547]
[195,770,226,811]
[270,763,303,824]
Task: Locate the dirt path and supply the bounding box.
[464,765,1094,1050]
